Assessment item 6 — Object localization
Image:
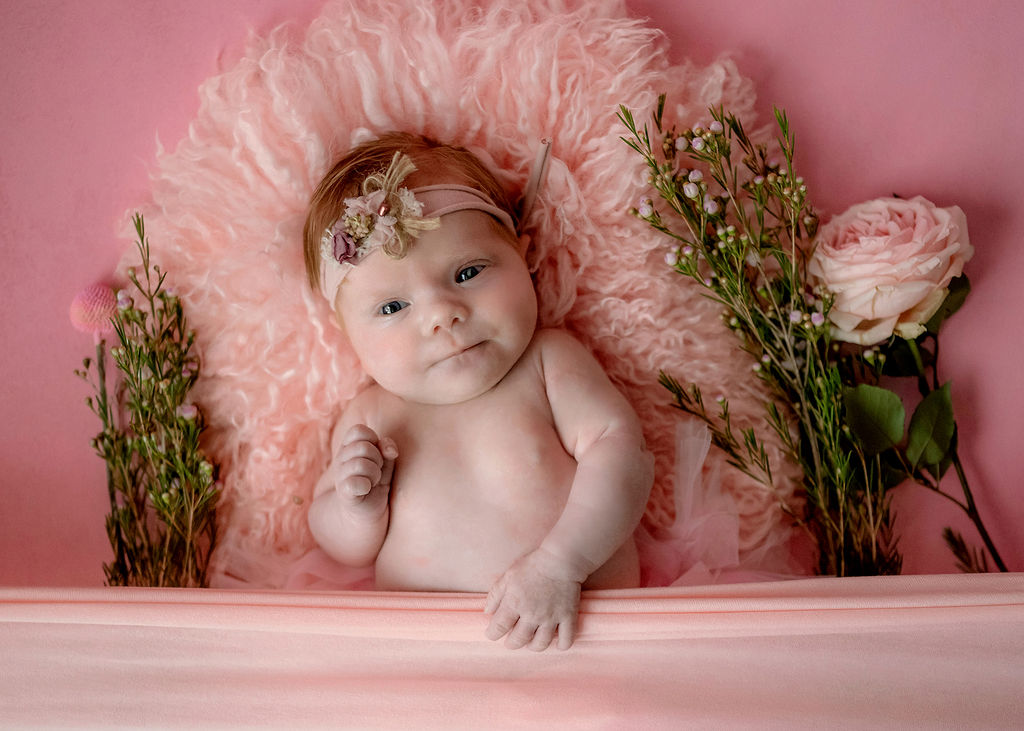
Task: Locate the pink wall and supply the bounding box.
[2,0,1021,585]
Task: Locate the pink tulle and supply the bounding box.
[120,0,803,589]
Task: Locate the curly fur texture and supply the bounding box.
[121,0,803,588]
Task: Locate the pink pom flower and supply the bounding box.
[808,196,973,345]
[70,284,117,337]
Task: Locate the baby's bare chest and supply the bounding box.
[375,389,578,589]
[390,390,573,498]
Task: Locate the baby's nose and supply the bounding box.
[425,297,468,334]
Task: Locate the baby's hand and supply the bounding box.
[485,548,582,651]
[329,424,397,518]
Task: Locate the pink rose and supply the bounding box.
[807,196,972,345]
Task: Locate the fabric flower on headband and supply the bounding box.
[320,152,441,270]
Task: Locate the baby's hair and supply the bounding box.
[303,132,518,296]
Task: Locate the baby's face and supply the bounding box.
[338,211,538,405]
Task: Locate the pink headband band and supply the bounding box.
[411,184,516,232]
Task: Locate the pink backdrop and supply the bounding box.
[2,0,1021,586]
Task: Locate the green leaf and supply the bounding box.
[843,384,905,455]
[654,94,666,132]
[925,448,955,482]
[925,275,970,334]
[905,382,955,469]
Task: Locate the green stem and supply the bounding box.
[908,337,1006,571]
[951,449,1008,572]
[905,339,930,397]
[96,339,128,580]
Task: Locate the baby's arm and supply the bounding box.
[486,329,654,650]
[308,399,398,567]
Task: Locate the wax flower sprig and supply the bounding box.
[73,213,218,587]
[618,95,1004,575]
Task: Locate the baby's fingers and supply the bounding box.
[342,474,373,498]
[504,619,538,650]
[340,424,382,450]
[378,437,397,486]
[340,438,384,469]
[484,599,517,642]
[339,457,382,497]
[556,616,577,650]
[484,575,507,616]
[528,624,557,653]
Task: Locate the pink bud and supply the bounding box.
[70,284,117,336]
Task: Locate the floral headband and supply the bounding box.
[318,151,520,304]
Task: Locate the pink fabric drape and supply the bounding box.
[3,574,1022,727]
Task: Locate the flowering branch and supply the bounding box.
[620,96,1003,575]
[620,99,901,575]
[73,213,219,587]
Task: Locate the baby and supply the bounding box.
[304,133,653,651]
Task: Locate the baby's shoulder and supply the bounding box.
[528,327,587,359]
[528,327,599,373]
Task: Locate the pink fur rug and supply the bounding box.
[122,0,802,589]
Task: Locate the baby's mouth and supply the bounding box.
[434,341,486,367]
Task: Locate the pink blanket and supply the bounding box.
[127,0,800,589]
[3,574,1022,726]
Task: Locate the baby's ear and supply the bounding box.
[516,233,532,257]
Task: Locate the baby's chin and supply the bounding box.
[382,342,520,405]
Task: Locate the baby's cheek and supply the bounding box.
[357,339,419,392]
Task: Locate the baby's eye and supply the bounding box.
[456,264,485,283]
[379,300,407,316]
